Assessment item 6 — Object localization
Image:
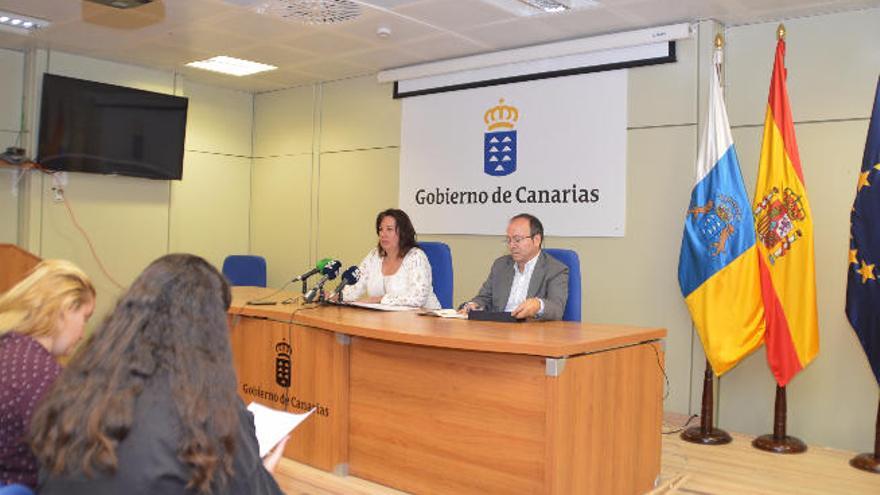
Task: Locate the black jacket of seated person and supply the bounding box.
[37,371,284,495]
[29,254,283,495]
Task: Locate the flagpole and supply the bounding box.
[680,35,734,446]
[752,384,806,453]
[850,393,880,473]
[749,23,811,456]
[681,359,732,445]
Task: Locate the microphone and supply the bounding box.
[292,258,333,283]
[304,260,342,303]
[331,266,361,302]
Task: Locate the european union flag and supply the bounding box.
[846,76,880,386]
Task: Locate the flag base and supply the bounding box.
[850,453,880,474]
[752,434,807,454]
[680,426,732,445]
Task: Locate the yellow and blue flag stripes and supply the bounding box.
[678,48,765,376]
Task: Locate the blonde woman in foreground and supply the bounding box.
[0,260,95,489]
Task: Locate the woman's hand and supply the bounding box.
[262,435,290,474]
[359,295,383,304]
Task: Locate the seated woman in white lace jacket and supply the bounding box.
[341,209,441,309]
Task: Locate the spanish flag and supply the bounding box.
[751,34,820,386]
[678,45,765,375]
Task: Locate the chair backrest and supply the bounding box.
[0,484,35,495]
[418,242,454,309]
[544,248,582,322]
[222,255,267,287]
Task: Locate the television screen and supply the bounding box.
[37,74,188,180]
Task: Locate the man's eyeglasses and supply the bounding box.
[503,235,534,245]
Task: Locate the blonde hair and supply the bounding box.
[0,259,96,338]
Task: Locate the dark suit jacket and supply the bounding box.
[469,251,569,320]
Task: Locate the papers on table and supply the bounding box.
[420,309,468,319]
[345,301,419,312]
[247,402,314,457]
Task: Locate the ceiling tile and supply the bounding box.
[231,42,316,68]
[151,26,261,55]
[457,17,567,49]
[295,58,372,80]
[361,0,427,8]
[534,6,638,38]
[330,8,445,44]
[398,33,488,61]
[257,66,323,87]
[335,46,426,71]
[203,9,318,40]
[280,30,378,56]
[92,41,214,71]
[395,0,518,31]
[180,66,290,92]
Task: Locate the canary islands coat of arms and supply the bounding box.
[688,194,742,258]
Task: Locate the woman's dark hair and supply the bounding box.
[30,254,238,493]
[375,208,418,258]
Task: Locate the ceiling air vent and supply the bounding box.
[83,0,154,9]
[483,0,599,16]
[254,0,361,25]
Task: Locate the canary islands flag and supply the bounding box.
[752,36,819,386]
[678,48,765,375]
[846,76,880,386]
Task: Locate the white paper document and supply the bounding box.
[346,301,419,312]
[421,309,467,319]
[247,402,315,457]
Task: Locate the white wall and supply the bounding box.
[3,50,254,328]
[0,48,25,244]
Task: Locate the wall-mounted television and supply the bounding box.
[37,73,189,180]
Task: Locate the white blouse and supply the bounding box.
[342,247,441,309]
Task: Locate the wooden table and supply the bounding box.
[229,287,666,494]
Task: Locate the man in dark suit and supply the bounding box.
[460,214,569,320]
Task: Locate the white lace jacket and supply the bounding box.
[342,247,441,309]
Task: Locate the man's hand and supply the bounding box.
[458,302,480,315]
[511,298,541,319]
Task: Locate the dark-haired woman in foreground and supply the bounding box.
[30,254,287,495]
[341,208,440,309]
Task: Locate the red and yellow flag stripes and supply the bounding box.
[751,37,820,386]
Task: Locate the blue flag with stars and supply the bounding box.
[846,76,880,386]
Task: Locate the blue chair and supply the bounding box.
[419,242,454,309]
[222,255,267,287]
[0,484,35,495]
[544,248,582,322]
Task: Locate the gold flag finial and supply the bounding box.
[715,33,724,49]
[777,23,786,41]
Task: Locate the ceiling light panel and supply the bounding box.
[0,10,50,34]
[186,56,278,76]
[483,0,599,16]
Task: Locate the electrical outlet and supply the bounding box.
[52,186,64,202]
